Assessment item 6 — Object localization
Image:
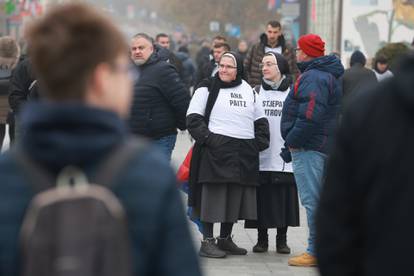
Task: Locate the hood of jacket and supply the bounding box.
[297,54,344,79]
[260,33,286,50]
[19,102,128,174]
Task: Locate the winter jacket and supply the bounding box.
[342,63,377,97]
[316,52,414,276]
[8,58,39,114]
[244,33,299,87]
[129,46,190,140]
[281,55,344,154]
[175,51,196,89]
[194,59,215,87]
[0,102,201,276]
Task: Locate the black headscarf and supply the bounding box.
[195,51,244,123]
[261,52,292,91]
[189,51,245,207]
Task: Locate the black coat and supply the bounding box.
[316,53,414,276]
[194,60,215,87]
[342,63,377,97]
[129,46,190,139]
[186,113,269,206]
[8,58,40,114]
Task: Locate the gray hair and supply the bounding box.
[132,33,154,45]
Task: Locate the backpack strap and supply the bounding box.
[12,138,148,192]
[12,148,55,193]
[93,138,148,187]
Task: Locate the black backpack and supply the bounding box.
[13,139,146,276]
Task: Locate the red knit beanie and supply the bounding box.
[298,34,325,58]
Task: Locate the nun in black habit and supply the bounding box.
[186,51,270,258]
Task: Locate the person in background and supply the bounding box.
[176,46,196,90]
[237,40,249,63]
[0,36,20,151]
[342,50,377,97]
[130,33,190,160]
[372,54,393,82]
[155,33,184,80]
[245,52,299,255]
[244,20,298,87]
[194,42,230,86]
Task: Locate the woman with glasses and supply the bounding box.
[245,52,300,255]
[186,51,270,258]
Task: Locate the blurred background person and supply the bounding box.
[372,54,393,82]
[342,50,377,97]
[0,36,20,151]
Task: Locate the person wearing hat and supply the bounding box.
[245,52,300,255]
[281,33,344,266]
[342,50,377,97]
[0,36,20,151]
[187,51,270,258]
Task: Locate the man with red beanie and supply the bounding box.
[281,34,344,267]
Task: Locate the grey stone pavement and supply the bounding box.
[172,131,319,276]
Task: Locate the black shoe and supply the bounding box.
[199,238,226,258]
[276,242,291,254]
[252,241,268,253]
[217,236,247,255]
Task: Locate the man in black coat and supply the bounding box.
[194,42,230,87]
[155,33,185,81]
[130,33,190,160]
[316,52,414,276]
[342,50,377,97]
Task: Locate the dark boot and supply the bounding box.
[217,236,247,255]
[199,238,226,258]
[253,229,268,253]
[276,228,291,254]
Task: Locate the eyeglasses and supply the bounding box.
[259,62,277,69]
[218,64,237,70]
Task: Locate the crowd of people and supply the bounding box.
[0,2,413,276]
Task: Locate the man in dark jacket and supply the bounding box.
[244,20,299,87]
[130,33,190,160]
[0,4,201,276]
[155,33,185,81]
[342,50,377,97]
[0,36,19,151]
[316,52,414,276]
[281,34,344,267]
[194,42,230,86]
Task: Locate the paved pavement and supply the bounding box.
[172,131,319,276]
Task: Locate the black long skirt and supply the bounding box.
[245,171,299,229]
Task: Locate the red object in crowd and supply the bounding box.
[177,147,193,182]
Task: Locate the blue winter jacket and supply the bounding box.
[0,102,201,276]
[281,55,344,154]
